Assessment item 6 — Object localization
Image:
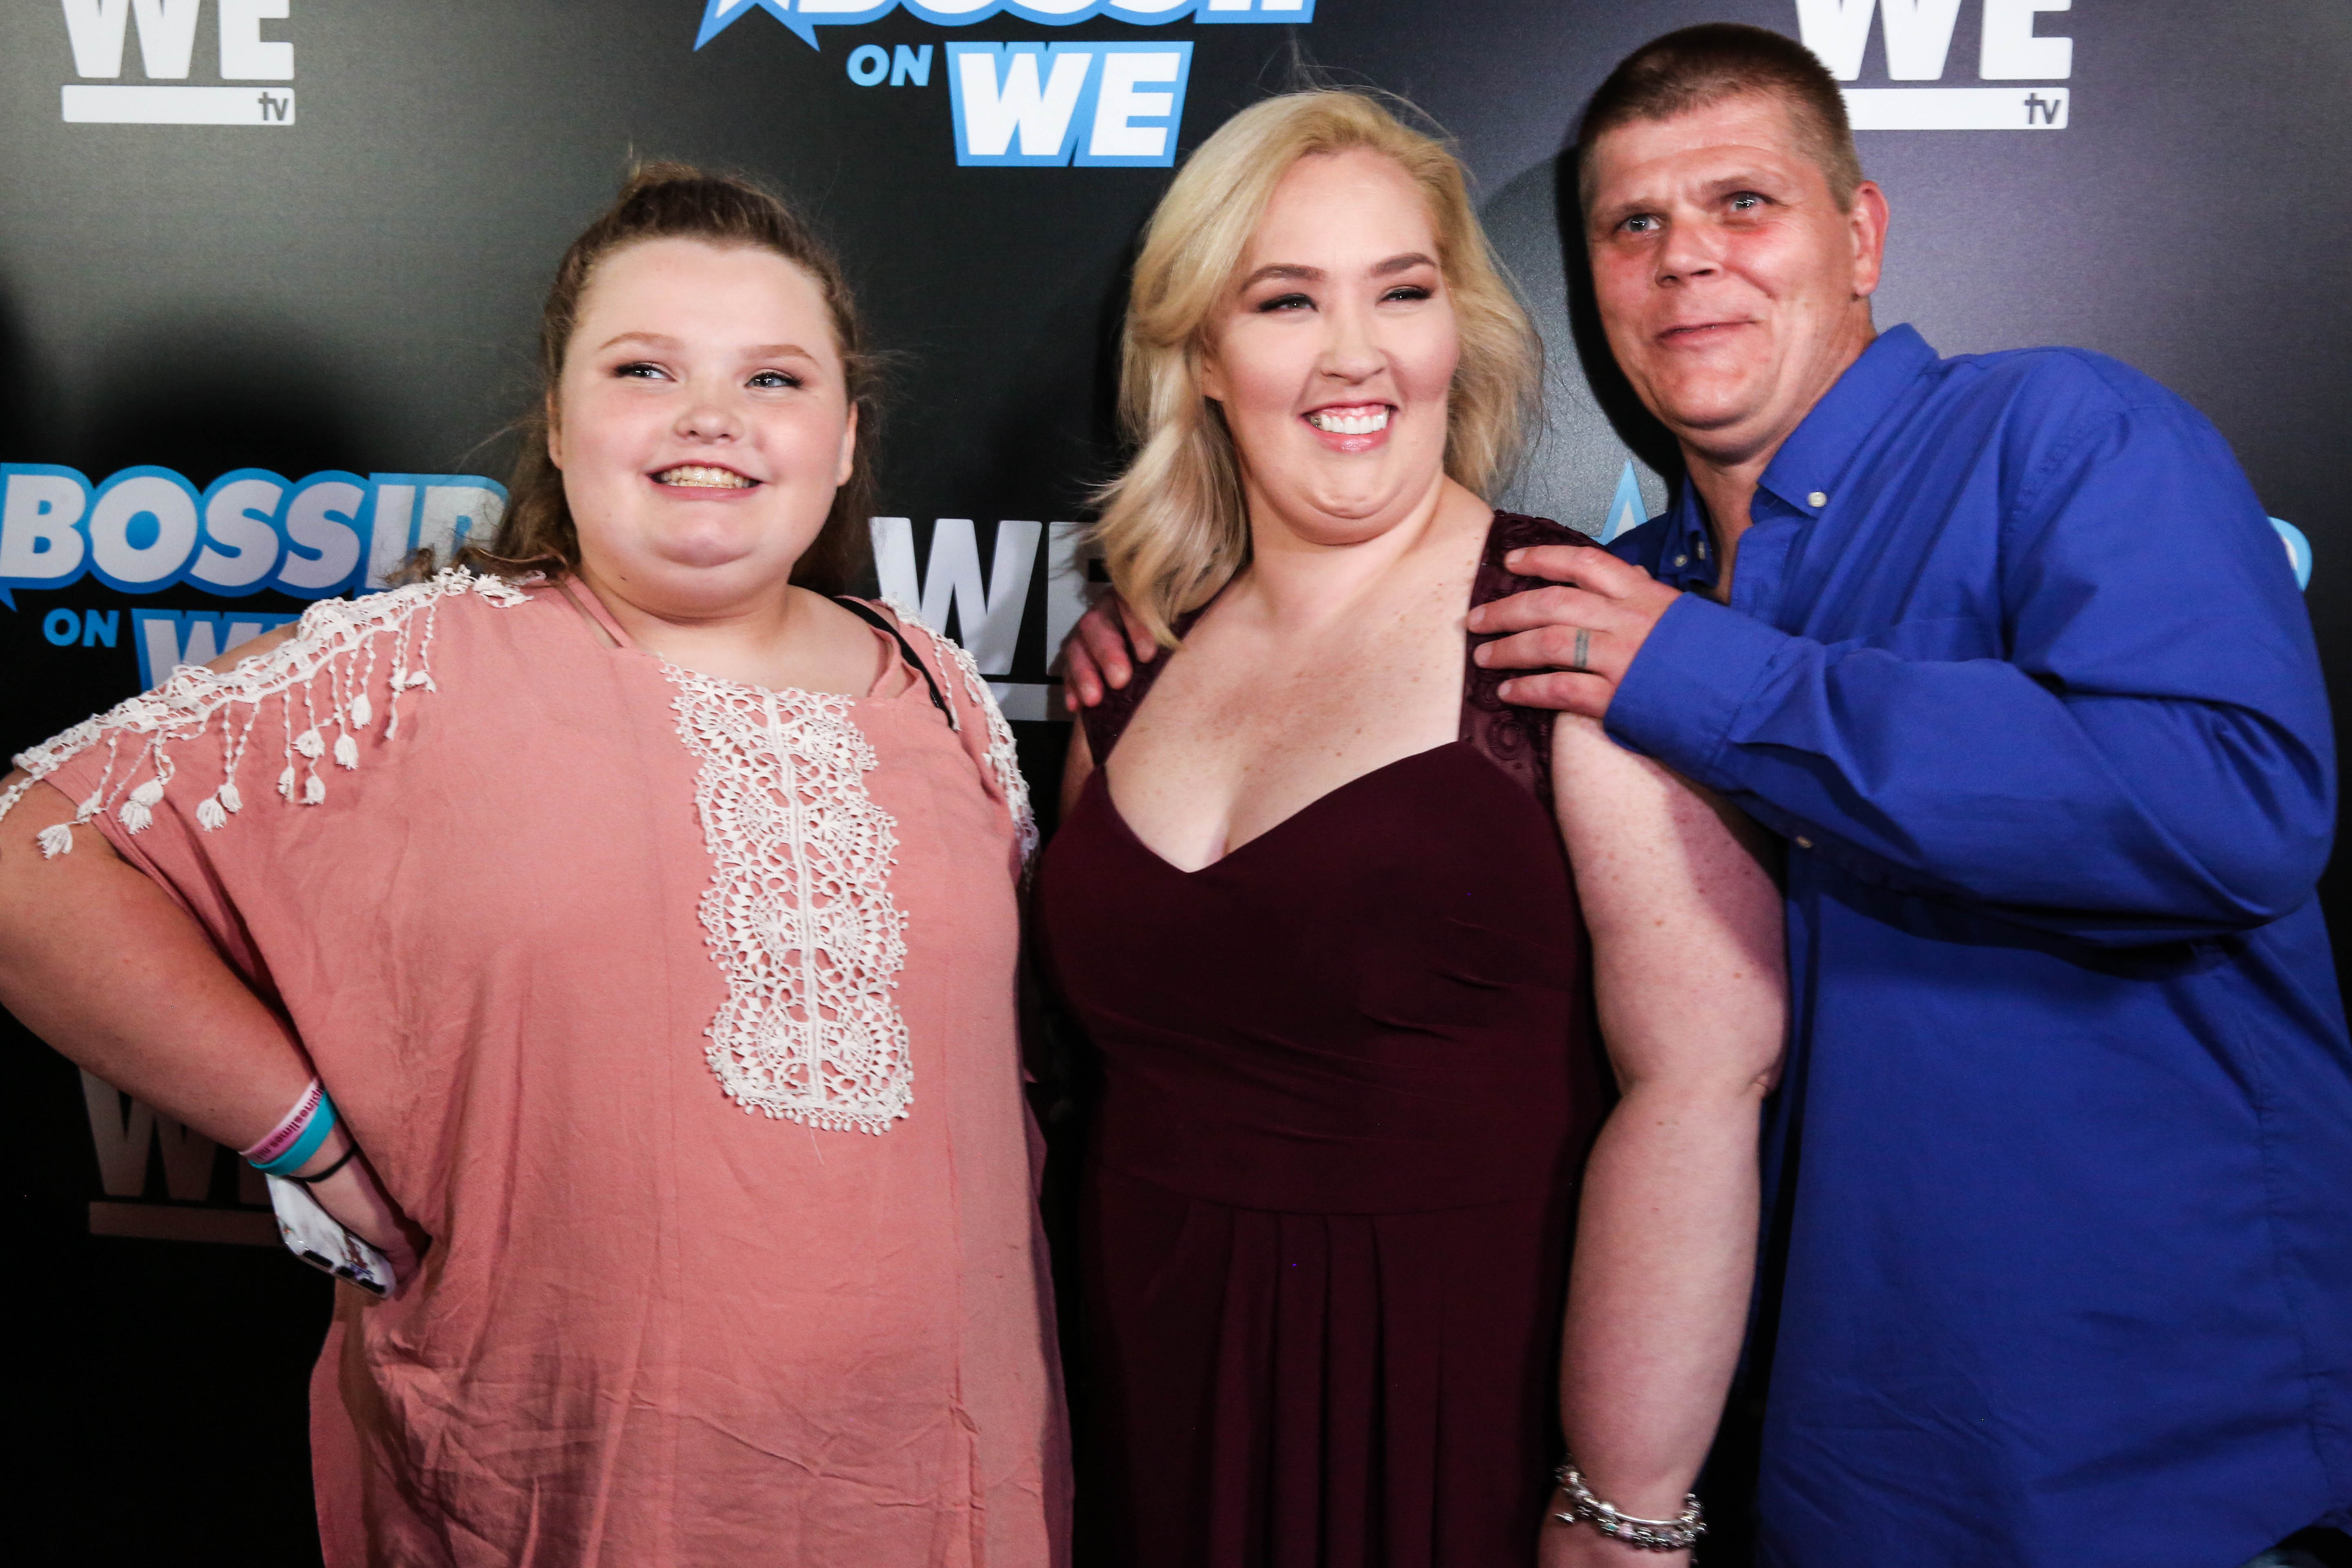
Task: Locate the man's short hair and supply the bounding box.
[1577,23,1865,214]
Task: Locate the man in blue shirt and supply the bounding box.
[1457,22,2351,1568]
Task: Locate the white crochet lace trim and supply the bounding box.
[881,599,1039,871]
[667,664,914,1135]
[0,570,530,857]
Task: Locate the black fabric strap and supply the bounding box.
[289,1145,360,1185]
[835,597,955,727]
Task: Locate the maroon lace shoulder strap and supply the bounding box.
[1077,600,1211,765]
[1461,510,1601,811]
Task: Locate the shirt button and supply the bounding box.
[1674,554,1689,568]
[1795,835,1814,849]
[1807,490,1829,508]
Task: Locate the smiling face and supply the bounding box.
[549,236,855,611]
[1585,91,1887,470]
[1199,148,1460,542]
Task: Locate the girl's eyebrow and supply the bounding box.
[591,332,819,361]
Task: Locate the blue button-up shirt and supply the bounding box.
[1608,326,2351,1568]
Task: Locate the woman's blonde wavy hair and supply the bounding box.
[1094,89,1541,647]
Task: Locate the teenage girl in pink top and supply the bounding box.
[0,166,1069,1567]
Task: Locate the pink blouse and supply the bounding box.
[7,572,1069,1567]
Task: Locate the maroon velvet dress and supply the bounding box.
[1034,512,1612,1568]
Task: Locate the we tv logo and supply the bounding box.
[58,0,297,125]
[947,42,1192,167]
[1796,0,2074,130]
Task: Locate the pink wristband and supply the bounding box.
[241,1078,326,1165]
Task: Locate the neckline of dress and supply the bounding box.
[1091,738,1478,878]
[1099,508,1517,875]
[551,577,922,706]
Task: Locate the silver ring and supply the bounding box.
[1570,627,1591,673]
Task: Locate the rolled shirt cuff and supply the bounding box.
[1602,592,1795,791]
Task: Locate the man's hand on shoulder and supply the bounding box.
[1058,592,1157,712]
[1467,546,1682,719]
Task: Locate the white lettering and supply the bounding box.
[1880,0,1964,80]
[365,482,414,589]
[1044,521,1092,659]
[82,1071,217,1199]
[871,516,919,605]
[416,484,504,570]
[89,472,200,586]
[1089,51,1180,160]
[920,519,1034,674]
[1794,0,1873,80]
[0,469,89,583]
[869,516,1041,675]
[956,48,1094,159]
[1795,0,1965,82]
[83,1071,158,1196]
[60,0,133,78]
[1980,0,2071,80]
[192,474,283,590]
[129,0,203,79]
[218,0,294,81]
[277,477,364,592]
[139,611,187,673]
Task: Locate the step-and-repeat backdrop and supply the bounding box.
[3,0,2342,1558]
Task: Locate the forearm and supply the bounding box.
[0,781,314,1150]
[1608,600,2333,939]
[1558,1078,1764,1515]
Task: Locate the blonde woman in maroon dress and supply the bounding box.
[0,167,1067,1566]
[1038,93,1785,1566]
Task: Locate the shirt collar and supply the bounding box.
[1655,486,1718,590]
[1756,323,1940,519]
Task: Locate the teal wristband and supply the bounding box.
[250,1093,337,1176]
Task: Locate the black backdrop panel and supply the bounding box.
[3,2,2344,1559]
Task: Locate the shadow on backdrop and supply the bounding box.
[7,314,352,1568]
[1480,150,1679,533]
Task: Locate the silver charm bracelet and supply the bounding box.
[1551,1462,1706,1552]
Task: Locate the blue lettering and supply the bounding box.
[273,472,369,598]
[695,0,1310,55]
[2,465,506,604]
[86,467,203,593]
[2272,517,2313,592]
[82,608,119,648]
[192,469,289,596]
[43,608,81,646]
[847,43,888,85]
[891,43,932,86]
[0,464,94,605]
[131,608,300,687]
[948,42,1192,168]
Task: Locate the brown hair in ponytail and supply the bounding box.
[459,161,881,594]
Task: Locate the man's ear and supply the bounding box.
[1849,180,1890,300]
[835,402,858,489]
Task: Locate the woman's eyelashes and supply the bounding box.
[607,360,805,390]
[1250,283,1434,314]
